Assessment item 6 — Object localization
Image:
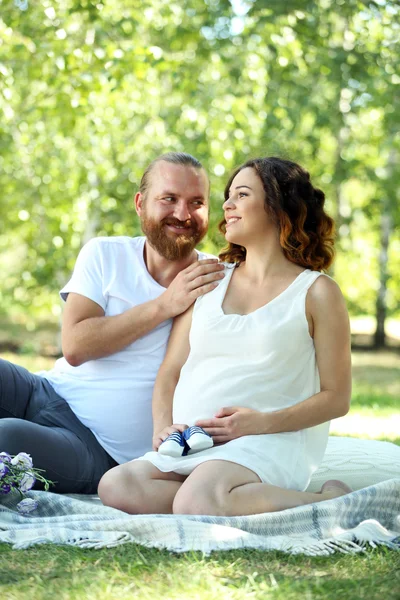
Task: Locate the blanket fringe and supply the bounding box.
[6,534,400,554]
[291,535,400,557]
[11,533,399,555]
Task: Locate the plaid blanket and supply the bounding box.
[1,479,399,556]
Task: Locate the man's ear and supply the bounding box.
[134,192,143,216]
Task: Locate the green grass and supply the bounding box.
[1,545,399,600]
[0,352,56,373]
[328,351,400,441]
[1,349,399,599]
[351,352,400,410]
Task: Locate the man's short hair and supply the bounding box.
[139,152,205,198]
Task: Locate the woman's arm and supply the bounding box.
[197,276,352,443]
[152,305,194,450]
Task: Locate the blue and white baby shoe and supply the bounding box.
[158,431,187,457]
[182,426,214,454]
[158,426,213,457]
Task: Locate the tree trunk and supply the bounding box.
[373,212,392,348]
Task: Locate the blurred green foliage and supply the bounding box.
[0,0,399,328]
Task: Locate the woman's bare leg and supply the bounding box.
[98,460,185,514]
[173,460,351,516]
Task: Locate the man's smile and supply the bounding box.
[164,220,193,234]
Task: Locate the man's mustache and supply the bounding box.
[163,218,195,229]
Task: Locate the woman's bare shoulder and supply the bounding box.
[307,273,347,315]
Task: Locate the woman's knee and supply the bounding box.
[98,465,130,508]
[98,462,151,514]
[173,482,224,516]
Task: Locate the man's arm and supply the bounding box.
[62,259,223,366]
[152,306,193,450]
[196,276,352,443]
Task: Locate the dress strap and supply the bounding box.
[289,270,329,300]
[193,262,235,313]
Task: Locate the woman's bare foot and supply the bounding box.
[320,479,353,500]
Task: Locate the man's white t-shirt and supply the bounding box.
[40,236,213,464]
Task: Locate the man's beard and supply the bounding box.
[140,213,207,261]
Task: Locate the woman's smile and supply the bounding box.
[225,216,241,228]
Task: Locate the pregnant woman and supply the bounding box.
[98,156,352,516]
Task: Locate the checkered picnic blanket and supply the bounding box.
[1,479,399,555]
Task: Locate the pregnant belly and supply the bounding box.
[172,370,258,426]
[171,360,305,425]
[171,375,227,425]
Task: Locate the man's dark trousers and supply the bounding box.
[0,358,117,493]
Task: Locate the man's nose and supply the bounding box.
[173,201,191,222]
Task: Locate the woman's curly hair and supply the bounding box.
[219,157,335,272]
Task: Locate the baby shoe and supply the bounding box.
[183,426,214,454]
[158,431,187,457]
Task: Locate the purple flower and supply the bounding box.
[0,483,11,494]
[0,452,12,463]
[17,498,38,514]
[0,462,9,479]
[19,471,36,492]
[11,452,33,468]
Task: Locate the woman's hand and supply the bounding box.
[196,407,264,444]
[152,424,188,451]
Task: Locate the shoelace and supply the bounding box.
[183,426,211,440]
[162,432,184,444]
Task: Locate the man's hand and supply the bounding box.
[196,407,265,444]
[152,424,189,451]
[157,259,225,319]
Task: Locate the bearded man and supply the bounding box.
[0,152,224,493]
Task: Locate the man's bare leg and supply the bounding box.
[98,460,185,514]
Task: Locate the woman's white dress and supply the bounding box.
[137,265,330,491]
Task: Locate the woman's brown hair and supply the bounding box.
[219,157,335,272]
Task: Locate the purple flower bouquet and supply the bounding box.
[0,452,53,514]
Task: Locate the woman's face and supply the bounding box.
[223,167,275,246]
